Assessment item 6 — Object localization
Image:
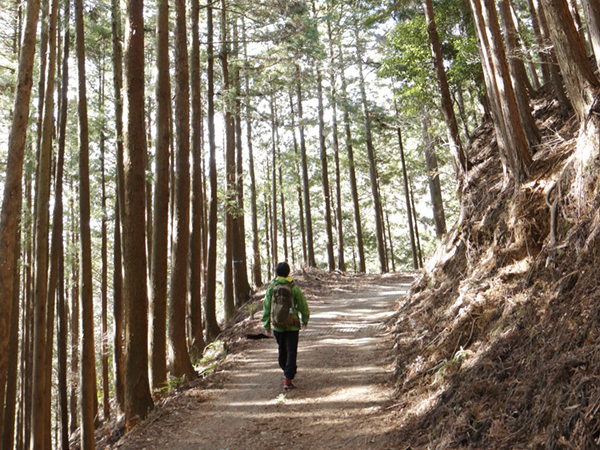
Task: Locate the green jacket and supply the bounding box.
[262,276,310,332]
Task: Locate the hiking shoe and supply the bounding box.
[283,379,294,390]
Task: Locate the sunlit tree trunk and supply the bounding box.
[123,0,154,428]
[244,25,262,287]
[149,0,170,390]
[316,64,335,271]
[31,0,59,442]
[541,0,600,161]
[296,65,316,268]
[169,0,196,381]
[221,0,235,321]
[189,0,206,358]
[232,19,251,307]
[288,91,307,266]
[498,0,541,149]
[339,45,365,273]
[421,111,447,237]
[423,0,468,181]
[204,4,222,341]
[581,0,600,72]
[74,0,98,443]
[111,0,125,410]
[355,28,387,273]
[327,15,346,272]
[0,0,40,438]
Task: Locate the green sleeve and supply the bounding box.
[262,284,274,330]
[293,286,310,326]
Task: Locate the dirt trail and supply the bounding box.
[113,274,413,450]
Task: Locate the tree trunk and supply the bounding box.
[581,0,600,72]
[0,0,40,435]
[288,91,307,266]
[339,44,365,273]
[423,0,468,181]
[74,0,98,442]
[499,0,542,148]
[470,0,532,184]
[355,29,387,273]
[69,224,79,435]
[244,29,262,288]
[269,87,279,265]
[110,0,125,410]
[231,20,251,307]
[296,66,317,268]
[327,16,346,272]
[221,0,235,322]
[31,0,59,441]
[189,0,206,359]
[2,238,21,450]
[395,119,419,270]
[421,111,447,237]
[316,65,336,271]
[149,0,170,390]
[526,0,551,84]
[532,0,572,113]
[169,0,196,381]
[541,0,600,163]
[123,0,154,428]
[100,102,110,422]
[204,4,222,342]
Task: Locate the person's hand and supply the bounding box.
[266,329,272,337]
[302,324,308,331]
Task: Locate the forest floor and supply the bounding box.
[101,271,416,450]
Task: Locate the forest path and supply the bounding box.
[113,273,414,450]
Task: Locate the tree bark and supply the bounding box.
[316,65,336,271]
[244,25,262,288]
[339,44,365,273]
[0,0,40,435]
[296,66,317,268]
[149,0,170,390]
[204,4,222,341]
[499,0,542,148]
[111,0,125,410]
[221,0,235,322]
[169,0,196,381]
[423,0,468,181]
[31,0,59,441]
[581,0,600,72]
[74,0,98,443]
[327,15,346,272]
[123,0,154,428]
[421,111,447,237]
[355,29,387,273]
[189,0,206,359]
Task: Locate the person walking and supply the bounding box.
[262,262,310,390]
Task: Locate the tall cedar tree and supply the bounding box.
[0,0,41,438]
[221,0,235,321]
[31,0,58,443]
[339,43,365,273]
[422,0,468,184]
[189,0,206,357]
[204,4,222,341]
[123,0,154,428]
[111,0,126,409]
[232,19,251,307]
[75,0,99,443]
[169,0,196,380]
[149,0,170,389]
[354,27,387,273]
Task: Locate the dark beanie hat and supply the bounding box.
[275,262,290,277]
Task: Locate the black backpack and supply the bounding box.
[271,282,300,329]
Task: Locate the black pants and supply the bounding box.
[273,330,299,381]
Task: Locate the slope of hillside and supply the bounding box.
[388,90,600,448]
